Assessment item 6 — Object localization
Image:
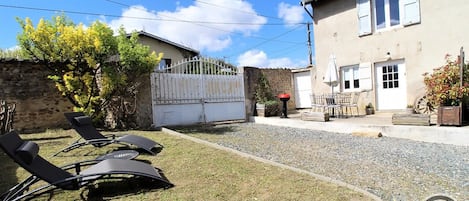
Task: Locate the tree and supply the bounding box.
[17,15,117,114]
[100,28,161,128]
[17,15,161,128]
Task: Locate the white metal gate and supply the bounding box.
[150,57,245,127]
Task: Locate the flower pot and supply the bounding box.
[365,108,374,115]
[256,103,266,117]
[437,105,462,126]
[256,103,279,117]
[406,108,415,114]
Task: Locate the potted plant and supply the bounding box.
[423,54,469,125]
[406,104,415,114]
[365,103,374,115]
[255,73,279,117]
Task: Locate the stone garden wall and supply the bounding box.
[1,59,299,131]
[0,59,156,132]
[242,67,295,118]
[0,59,73,132]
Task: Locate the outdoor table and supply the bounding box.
[325,95,341,117]
[324,93,351,118]
[96,150,139,160]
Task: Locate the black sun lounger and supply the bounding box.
[0,131,173,201]
[54,112,163,156]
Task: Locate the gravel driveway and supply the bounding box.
[171,122,469,201]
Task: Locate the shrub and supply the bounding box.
[255,73,275,104]
[423,54,469,106]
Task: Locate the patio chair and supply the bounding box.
[310,94,326,112]
[54,112,163,156]
[335,93,351,117]
[0,131,173,201]
[0,100,16,135]
[342,92,360,117]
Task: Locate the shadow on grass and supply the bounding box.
[22,135,72,141]
[28,177,172,201]
[82,177,172,201]
[0,152,19,195]
[167,124,237,135]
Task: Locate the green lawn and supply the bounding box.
[0,129,374,201]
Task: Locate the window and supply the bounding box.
[374,0,401,30]
[158,58,172,69]
[342,65,360,92]
[357,0,420,35]
[381,64,400,89]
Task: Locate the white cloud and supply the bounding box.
[278,2,305,26]
[5,45,19,51]
[268,57,295,68]
[237,49,268,67]
[106,1,266,52]
[237,49,299,68]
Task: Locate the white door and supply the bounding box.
[294,71,312,108]
[375,60,407,110]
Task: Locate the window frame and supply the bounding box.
[357,0,420,35]
[380,64,400,89]
[158,58,172,70]
[341,65,361,92]
[373,0,405,32]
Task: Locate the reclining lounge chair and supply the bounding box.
[55,112,163,156]
[0,131,173,201]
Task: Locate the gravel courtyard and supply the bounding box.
[171,123,469,201]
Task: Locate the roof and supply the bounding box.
[132,31,200,55]
[302,0,323,7]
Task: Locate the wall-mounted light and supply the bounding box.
[385,52,391,61]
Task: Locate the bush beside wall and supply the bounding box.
[242,67,296,118]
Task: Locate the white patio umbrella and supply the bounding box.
[323,54,339,94]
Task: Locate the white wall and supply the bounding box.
[312,0,469,111]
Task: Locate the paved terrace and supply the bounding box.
[251,111,469,147]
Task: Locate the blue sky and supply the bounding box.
[0,0,315,68]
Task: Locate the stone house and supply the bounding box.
[133,31,200,68]
[307,0,469,113]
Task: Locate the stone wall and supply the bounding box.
[242,67,295,118]
[0,59,73,132]
[1,60,299,131]
[0,59,156,131]
[135,74,153,128]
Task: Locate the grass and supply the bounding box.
[0,129,374,201]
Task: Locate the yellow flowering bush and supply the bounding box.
[17,15,161,126]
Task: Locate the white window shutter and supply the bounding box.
[359,62,372,90]
[402,0,420,26]
[357,0,372,36]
